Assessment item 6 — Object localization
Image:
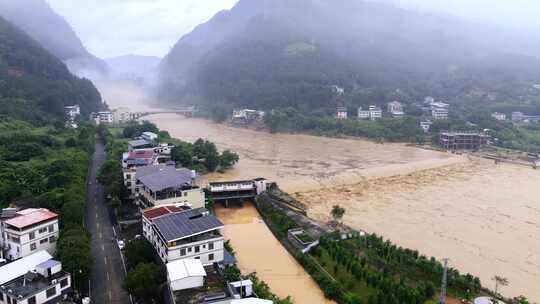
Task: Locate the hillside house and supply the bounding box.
[368,106,382,120]
[430,102,449,120]
[142,132,158,142]
[357,107,370,119]
[127,139,155,151]
[439,131,490,150]
[336,107,348,119]
[387,101,404,118]
[491,112,506,121]
[64,105,80,128]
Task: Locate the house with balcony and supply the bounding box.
[368,106,383,120]
[430,102,449,120]
[0,251,71,304]
[143,208,224,265]
[1,209,59,261]
[136,165,204,209]
[64,105,80,128]
[387,101,405,118]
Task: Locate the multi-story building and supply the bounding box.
[439,131,490,150]
[91,111,114,125]
[136,165,204,209]
[0,251,71,304]
[336,107,348,119]
[430,102,449,120]
[64,105,80,129]
[141,132,158,142]
[1,209,59,261]
[112,107,131,124]
[420,120,433,133]
[387,101,404,117]
[143,207,224,265]
[357,107,370,119]
[369,106,383,120]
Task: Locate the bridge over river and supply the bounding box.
[131,106,197,119]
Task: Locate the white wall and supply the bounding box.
[4,220,59,261]
[169,275,204,291]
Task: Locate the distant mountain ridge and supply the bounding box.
[0,0,108,75]
[158,0,540,111]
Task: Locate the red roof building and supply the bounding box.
[4,208,58,230]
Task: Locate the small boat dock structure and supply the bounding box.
[208,178,269,207]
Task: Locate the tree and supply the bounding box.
[56,227,93,294]
[219,150,240,169]
[514,296,530,304]
[223,265,242,282]
[123,263,164,303]
[331,205,346,223]
[124,239,156,270]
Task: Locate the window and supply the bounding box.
[126,174,131,179]
[208,242,214,250]
[46,287,56,298]
[60,278,69,288]
[27,296,36,304]
[48,225,54,233]
[40,238,48,244]
[49,236,57,243]
[180,248,186,256]
[38,227,47,233]
[30,243,37,251]
[194,257,200,260]
[11,236,20,243]
[188,247,192,252]
[29,232,35,240]
[209,253,214,261]
[194,245,200,253]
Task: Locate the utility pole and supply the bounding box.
[439,258,449,304]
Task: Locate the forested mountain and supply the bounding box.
[0,0,108,75]
[0,16,102,123]
[158,0,540,113]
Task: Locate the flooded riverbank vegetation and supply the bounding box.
[255,194,533,304]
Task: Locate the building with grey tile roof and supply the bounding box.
[137,166,194,192]
[153,208,223,242]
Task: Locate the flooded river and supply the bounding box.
[146,114,540,302]
[214,202,334,304]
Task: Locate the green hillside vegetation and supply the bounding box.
[0,16,101,293]
[0,16,102,123]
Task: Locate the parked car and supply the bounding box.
[117,240,125,250]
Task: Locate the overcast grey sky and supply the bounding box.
[47,0,238,58]
[47,0,540,59]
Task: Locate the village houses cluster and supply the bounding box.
[120,131,271,303]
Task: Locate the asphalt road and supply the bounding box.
[86,139,131,304]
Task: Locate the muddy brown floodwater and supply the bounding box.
[214,202,334,304]
[148,114,540,302]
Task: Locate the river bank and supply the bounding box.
[214,202,334,304]
[146,114,540,302]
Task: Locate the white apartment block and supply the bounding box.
[368,106,383,120]
[1,209,59,261]
[142,207,224,265]
[0,251,71,304]
[430,102,449,120]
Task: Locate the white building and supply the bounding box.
[112,107,131,123]
[136,165,204,209]
[491,112,506,121]
[420,120,433,133]
[357,107,370,119]
[336,107,347,119]
[143,207,224,264]
[0,251,71,304]
[387,101,405,118]
[64,105,80,128]
[167,259,206,292]
[92,111,114,125]
[1,209,59,261]
[368,106,383,120]
[430,102,449,120]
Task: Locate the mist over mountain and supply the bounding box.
[0,0,108,76]
[0,16,102,122]
[158,0,540,112]
[105,54,160,82]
